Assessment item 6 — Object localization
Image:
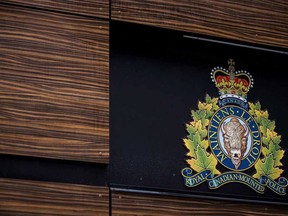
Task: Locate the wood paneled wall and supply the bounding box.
[0,178,109,215]
[112,0,288,49]
[4,0,109,18]
[0,2,110,215]
[112,190,288,216]
[1,0,288,215]
[0,4,109,163]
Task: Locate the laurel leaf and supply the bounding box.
[253,154,283,180]
[188,145,221,176]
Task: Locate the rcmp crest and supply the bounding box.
[181,59,288,195]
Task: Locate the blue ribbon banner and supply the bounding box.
[181,168,288,195]
[219,96,248,110]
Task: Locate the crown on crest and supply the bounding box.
[211,59,253,102]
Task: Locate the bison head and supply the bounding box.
[221,118,249,169]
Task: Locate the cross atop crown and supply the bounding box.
[211,59,254,109]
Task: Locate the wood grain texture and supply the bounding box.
[4,0,109,19]
[112,190,288,216]
[0,178,109,215]
[0,5,109,163]
[112,0,288,49]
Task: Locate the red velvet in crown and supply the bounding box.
[211,68,253,99]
